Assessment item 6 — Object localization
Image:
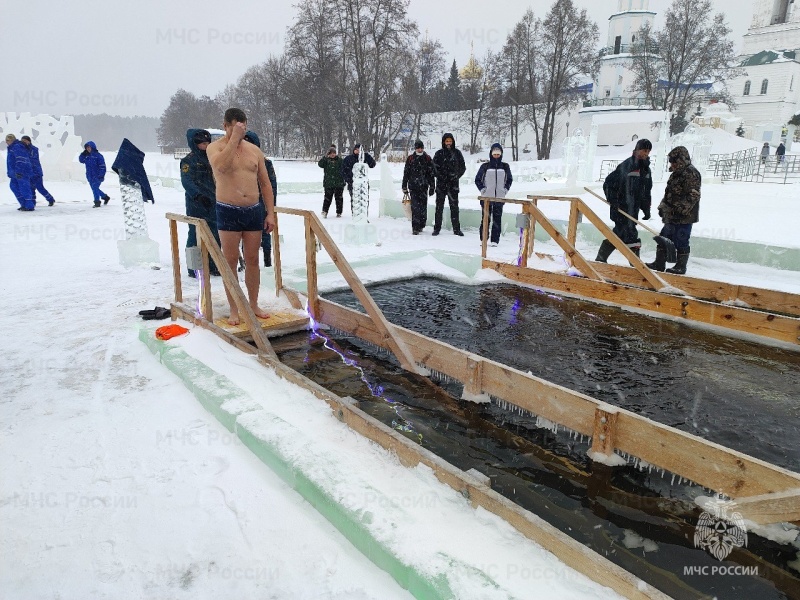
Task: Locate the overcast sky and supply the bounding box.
[0,0,752,119]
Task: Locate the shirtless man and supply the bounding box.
[207,108,275,325]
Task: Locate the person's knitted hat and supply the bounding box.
[21,135,32,142]
[414,140,424,149]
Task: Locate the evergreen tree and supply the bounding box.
[735,123,745,137]
[443,60,462,111]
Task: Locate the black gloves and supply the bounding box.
[139,306,171,320]
[642,209,651,220]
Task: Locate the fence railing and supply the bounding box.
[710,152,800,183]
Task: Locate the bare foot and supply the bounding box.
[227,311,240,326]
[252,305,270,320]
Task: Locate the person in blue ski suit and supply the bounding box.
[474,143,513,245]
[243,130,277,267]
[180,129,221,277]
[5,134,35,210]
[20,136,55,206]
[79,141,110,206]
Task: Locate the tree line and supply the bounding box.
[157,0,736,159]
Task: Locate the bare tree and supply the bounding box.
[458,50,499,154]
[157,89,221,148]
[629,0,740,133]
[533,0,599,159]
[499,19,536,161]
[404,37,447,152]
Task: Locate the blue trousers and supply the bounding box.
[659,223,692,252]
[10,178,35,209]
[31,176,54,202]
[88,179,107,201]
[479,200,504,243]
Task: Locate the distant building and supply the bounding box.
[728,0,800,142]
[576,0,664,146]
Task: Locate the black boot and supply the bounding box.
[595,239,615,263]
[666,248,690,275]
[646,246,666,272]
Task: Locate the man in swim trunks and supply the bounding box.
[207,108,276,325]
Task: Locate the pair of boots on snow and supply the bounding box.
[594,240,690,275]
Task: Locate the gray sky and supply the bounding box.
[0,0,751,119]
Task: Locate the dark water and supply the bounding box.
[326,278,800,472]
[274,328,799,600]
[303,277,800,599]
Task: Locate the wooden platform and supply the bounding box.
[212,311,310,338]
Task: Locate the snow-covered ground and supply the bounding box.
[1,155,798,599]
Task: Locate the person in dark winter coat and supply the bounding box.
[646,145,701,275]
[79,141,110,207]
[180,129,221,277]
[474,143,513,245]
[777,142,786,163]
[243,130,277,267]
[595,138,652,262]
[341,143,376,213]
[402,140,436,234]
[5,134,35,211]
[318,145,345,217]
[432,132,466,236]
[20,135,55,206]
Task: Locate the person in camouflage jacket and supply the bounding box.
[647,145,701,274]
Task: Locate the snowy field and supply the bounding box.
[1,154,799,599]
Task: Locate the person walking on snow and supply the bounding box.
[777,141,786,164]
[760,142,770,164]
[646,145,701,275]
[318,145,345,218]
[5,134,35,211]
[595,138,652,263]
[474,143,513,246]
[432,132,466,236]
[79,141,110,207]
[20,135,55,206]
[402,140,436,235]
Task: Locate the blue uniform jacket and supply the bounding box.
[6,140,33,180]
[79,141,106,182]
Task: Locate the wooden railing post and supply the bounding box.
[169,218,182,304]
[272,210,283,297]
[199,237,213,322]
[591,406,619,457]
[567,198,579,248]
[305,216,319,320]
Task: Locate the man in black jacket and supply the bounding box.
[402,140,435,235]
[432,133,466,236]
[595,138,652,262]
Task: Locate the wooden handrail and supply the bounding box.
[165,212,276,358]
[274,207,423,375]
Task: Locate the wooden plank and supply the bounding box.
[169,218,182,304]
[527,198,537,259]
[613,412,800,499]
[304,216,319,319]
[272,209,283,296]
[479,195,537,206]
[281,286,306,311]
[575,199,672,292]
[316,297,800,508]
[591,406,619,456]
[306,212,420,374]
[567,199,579,247]
[588,262,800,318]
[480,197,489,259]
[212,313,310,338]
[489,261,800,346]
[732,489,800,524]
[250,352,669,600]
[527,202,606,282]
[199,237,213,322]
